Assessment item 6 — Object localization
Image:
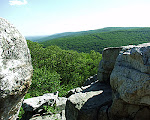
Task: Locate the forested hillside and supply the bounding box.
[25,27,150,98]
[25,40,102,98]
[26,27,142,42]
[25,35,49,42]
[26,27,144,42]
[40,28,150,53]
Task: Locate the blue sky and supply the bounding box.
[1,0,150,36]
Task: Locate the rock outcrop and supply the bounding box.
[110,43,150,119]
[0,18,33,120]
[22,92,60,119]
[97,47,122,84]
[23,92,58,112]
[19,42,150,120]
[1,17,148,120]
[65,78,112,120]
[65,43,150,120]
[22,76,112,120]
[21,92,67,120]
[111,43,150,105]
[65,88,112,120]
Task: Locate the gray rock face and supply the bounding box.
[65,43,150,120]
[26,42,150,120]
[110,43,150,105]
[29,110,66,120]
[0,18,33,120]
[23,92,58,112]
[110,43,150,119]
[65,82,112,120]
[97,47,122,84]
[56,97,67,113]
[66,75,99,98]
[22,92,66,120]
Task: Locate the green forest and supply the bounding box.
[25,40,102,98]
[19,27,150,119]
[25,27,150,98]
[40,28,150,53]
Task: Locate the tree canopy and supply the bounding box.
[41,29,150,53]
[26,40,102,98]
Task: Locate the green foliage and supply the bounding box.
[28,68,60,97]
[43,104,59,114]
[27,27,144,42]
[24,93,32,99]
[20,27,150,119]
[40,28,150,53]
[18,107,25,119]
[26,40,102,97]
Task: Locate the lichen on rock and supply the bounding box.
[0,18,33,120]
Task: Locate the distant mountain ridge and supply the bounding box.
[25,27,144,42]
[39,27,150,53]
[25,35,49,42]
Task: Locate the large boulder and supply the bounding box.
[0,18,33,119]
[65,43,150,120]
[22,92,67,120]
[66,75,100,98]
[110,43,150,119]
[97,45,137,84]
[22,92,58,119]
[23,92,58,112]
[110,43,150,105]
[29,110,66,120]
[97,47,122,84]
[65,83,112,120]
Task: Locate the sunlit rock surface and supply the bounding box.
[110,43,150,105]
[0,18,33,120]
[110,43,150,119]
[65,43,150,120]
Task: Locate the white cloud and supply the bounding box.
[9,0,27,6]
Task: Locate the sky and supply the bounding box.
[1,0,150,36]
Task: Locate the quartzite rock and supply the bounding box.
[22,92,67,120]
[65,83,112,120]
[110,43,150,119]
[97,47,122,84]
[29,110,66,120]
[22,92,58,112]
[65,43,150,120]
[56,97,67,113]
[110,43,150,105]
[0,18,33,120]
